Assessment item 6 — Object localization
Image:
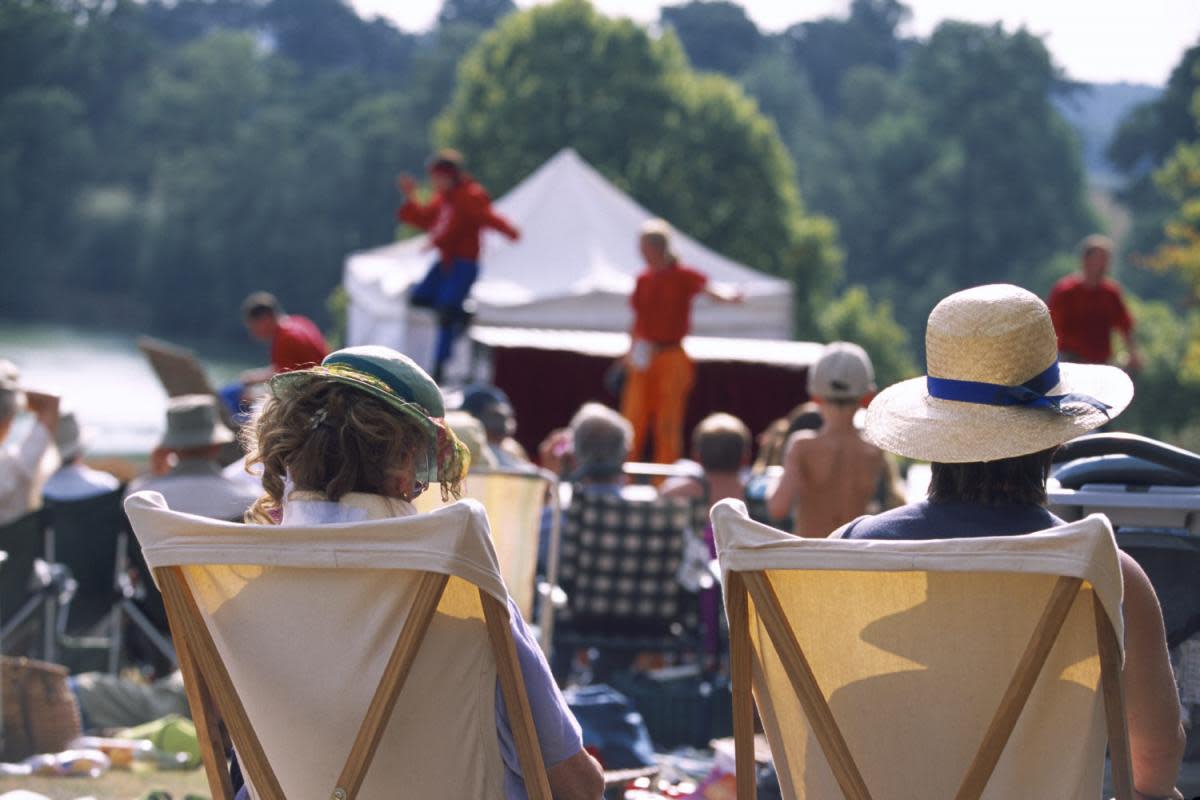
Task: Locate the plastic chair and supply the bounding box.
[712,500,1133,800]
[125,491,551,800]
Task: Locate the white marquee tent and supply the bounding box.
[343,148,793,367]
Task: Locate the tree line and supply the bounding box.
[2,0,1198,439]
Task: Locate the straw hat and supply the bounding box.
[160,395,236,450]
[865,284,1133,463]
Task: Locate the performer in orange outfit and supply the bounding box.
[621,220,742,464]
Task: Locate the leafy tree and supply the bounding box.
[438,0,516,28]
[816,285,915,387]
[435,0,840,331]
[659,1,763,76]
[1107,42,1200,299]
[1143,75,1200,375]
[782,0,908,112]
[0,87,94,312]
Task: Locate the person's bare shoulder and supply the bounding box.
[783,429,818,462]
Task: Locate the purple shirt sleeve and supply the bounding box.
[495,597,583,798]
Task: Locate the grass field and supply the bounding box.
[0,768,209,799]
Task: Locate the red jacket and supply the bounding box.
[397,178,518,263]
[1047,274,1133,364]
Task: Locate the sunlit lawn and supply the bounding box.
[0,768,209,799]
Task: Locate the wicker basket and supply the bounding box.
[1,656,82,760]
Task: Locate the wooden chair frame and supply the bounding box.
[154,565,552,800]
[726,570,1134,800]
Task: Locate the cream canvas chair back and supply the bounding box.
[124,491,551,800]
[712,500,1134,800]
[416,469,557,633]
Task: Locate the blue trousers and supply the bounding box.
[410,258,480,369]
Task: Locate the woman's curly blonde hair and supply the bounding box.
[242,378,458,524]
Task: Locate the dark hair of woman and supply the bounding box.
[928,448,1057,507]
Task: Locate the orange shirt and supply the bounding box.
[631,264,708,344]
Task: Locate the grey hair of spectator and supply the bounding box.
[569,403,632,480]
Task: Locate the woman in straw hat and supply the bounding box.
[241,345,603,800]
[839,284,1184,799]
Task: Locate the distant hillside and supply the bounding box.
[1055,81,1160,188]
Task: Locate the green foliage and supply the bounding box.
[660,1,763,76]
[816,286,916,388]
[1113,297,1200,444]
[1142,67,1200,379]
[436,0,841,332]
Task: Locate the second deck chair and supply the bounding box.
[416,468,561,652]
[712,500,1134,800]
[124,491,552,800]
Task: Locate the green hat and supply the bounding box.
[270,346,470,488]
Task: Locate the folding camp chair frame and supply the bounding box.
[725,569,1135,800]
[154,565,553,800]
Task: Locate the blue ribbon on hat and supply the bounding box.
[926,360,1111,417]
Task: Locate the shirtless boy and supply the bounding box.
[767,342,885,538]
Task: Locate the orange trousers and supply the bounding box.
[620,346,695,464]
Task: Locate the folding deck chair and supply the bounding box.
[0,509,53,659]
[125,491,552,800]
[553,490,702,672]
[416,467,561,652]
[45,489,177,672]
[712,500,1134,800]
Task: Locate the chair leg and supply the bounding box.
[727,573,757,800]
[122,599,178,667]
[1095,595,1134,800]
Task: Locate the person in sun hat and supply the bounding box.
[128,394,258,521]
[237,345,602,800]
[43,408,119,502]
[768,341,902,537]
[837,284,1184,800]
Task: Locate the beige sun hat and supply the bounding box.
[160,394,236,451]
[865,284,1133,463]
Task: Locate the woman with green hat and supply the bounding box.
[241,345,602,800]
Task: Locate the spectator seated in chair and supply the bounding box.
[239,345,602,800]
[128,395,259,521]
[43,409,119,502]
[841,284,1185,800]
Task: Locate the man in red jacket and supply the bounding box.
[1047,234,1142,371]
[397,150,520,381]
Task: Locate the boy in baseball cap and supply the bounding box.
[767,341,895,537]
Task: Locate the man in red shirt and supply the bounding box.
[397,149,520,381]
[241,292,330,383]
[621,220,741,464]
[1047,234,1142,370]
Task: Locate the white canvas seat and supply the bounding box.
[712,499,1134,800]
[124,490,551,800]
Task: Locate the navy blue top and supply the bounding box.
[841,500,1064,541]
